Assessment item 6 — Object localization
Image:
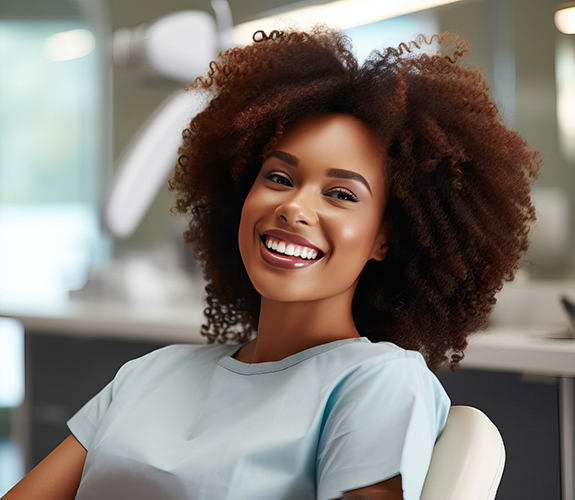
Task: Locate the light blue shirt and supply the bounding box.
[67,337,450,500]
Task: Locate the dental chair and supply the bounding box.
[420,406,506,500]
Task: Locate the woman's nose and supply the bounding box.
[275,190,319,226]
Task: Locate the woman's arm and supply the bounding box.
[336,474,403,500]
[2,434,87,500]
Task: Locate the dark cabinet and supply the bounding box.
[25,332,169,468]
[437,367,561,500]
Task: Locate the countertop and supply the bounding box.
[0,299,207,344]
[2,298,575,377]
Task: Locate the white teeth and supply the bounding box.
[264,236,319,260]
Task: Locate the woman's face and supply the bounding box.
[238,112,390,303]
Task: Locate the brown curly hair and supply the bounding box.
[169,25,541,372]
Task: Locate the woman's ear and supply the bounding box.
[371,220,391,262]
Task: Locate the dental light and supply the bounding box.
[555,3,575,34]
[104,0,233,238]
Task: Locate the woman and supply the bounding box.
[3,26,540,500]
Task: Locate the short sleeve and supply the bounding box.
[66,354,150,451]
[316,353,451,500]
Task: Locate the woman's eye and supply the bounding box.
[263,173,359,202]
[264,173,292,186]
[328,190,359,202]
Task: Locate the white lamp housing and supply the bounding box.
[113,10,218,83]
[555,5,575,35]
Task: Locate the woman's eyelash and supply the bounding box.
[263,172,359,202]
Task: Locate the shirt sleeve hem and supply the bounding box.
[67,411,97,452]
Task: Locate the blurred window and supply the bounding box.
[0,19,109,305]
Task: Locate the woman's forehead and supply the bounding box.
[266,112,388,181]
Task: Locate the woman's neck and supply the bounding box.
[240,293,361,364]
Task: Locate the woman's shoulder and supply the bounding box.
[134,342,236,362]
[331,340,448,402]
[111,343,236,385]
[326,341,451,427]
[340,339,430,370]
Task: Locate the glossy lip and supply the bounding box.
[260,229,324,255]
[259,238,322,269]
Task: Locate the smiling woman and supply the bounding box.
[171,26,540,372]
[4,24,540,500]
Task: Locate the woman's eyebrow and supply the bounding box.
[266,150,372,194]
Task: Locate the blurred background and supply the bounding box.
[1,0,575,498]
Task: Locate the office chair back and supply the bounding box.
[420,405,505,500]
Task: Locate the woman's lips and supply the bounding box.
[259,238,322,269]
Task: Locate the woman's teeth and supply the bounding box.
[264,236,319,260]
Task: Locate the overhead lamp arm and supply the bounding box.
[104,1,234,239]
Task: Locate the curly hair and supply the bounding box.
[169,25,541,372]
